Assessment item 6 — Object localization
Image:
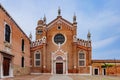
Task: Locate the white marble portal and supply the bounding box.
[51,45,68,74]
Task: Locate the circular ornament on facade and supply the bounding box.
[54,33,65,45]
[57,26,61,30]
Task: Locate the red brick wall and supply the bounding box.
[92,63,120,76]
[107,66,120,76]
[32,17,92,74]
[0,6,31,75]
[30,45,44,73]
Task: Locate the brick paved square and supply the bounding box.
[1,74,120,80]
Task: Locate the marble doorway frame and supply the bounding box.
[51,50,68,74]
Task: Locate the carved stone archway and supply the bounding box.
[51,46,68,74]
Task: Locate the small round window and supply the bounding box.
[58,26,61,30]
[54,34,65,44]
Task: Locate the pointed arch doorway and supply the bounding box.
[51,50,68,74]
[55,56,63,74]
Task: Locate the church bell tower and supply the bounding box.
[36,16,46,40]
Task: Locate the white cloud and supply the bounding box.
[76,8,120,40]
[78,10,120,30]
[92,35,119,49]
[93,49,120,59]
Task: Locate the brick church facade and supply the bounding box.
[30,8,92,74]
[0,4,120,78]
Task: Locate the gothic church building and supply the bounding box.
[0,4,120,78]
[30,8,92,74]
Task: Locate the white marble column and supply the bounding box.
[90,66,92,75]
[51,53,53,74]
[0,62,1,78]
[66,53,68,74]
[10,62,13,77]
[0,55,3,78]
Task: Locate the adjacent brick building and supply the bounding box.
[0,4,120,79]
[0,4,31,78]
[92,60,120,76]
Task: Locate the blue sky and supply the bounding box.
[0,0,120,59]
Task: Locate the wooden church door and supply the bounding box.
[3,57,10,76]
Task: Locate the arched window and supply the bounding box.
[37,29,43,34]
[78,52,85,66]
[21,56,24,67]
[56,56,63,61]
[34,51,41,67]
[5,24,11,43]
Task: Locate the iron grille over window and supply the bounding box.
[79,53,85,59]
[35,52,41,66]
[79,60,85,66]
[79,52,85,66]
[36,53,40,59]
[5,24,11,43]
[54,34,65,44]
[37,30,43,34]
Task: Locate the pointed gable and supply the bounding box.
[47,16,73,30]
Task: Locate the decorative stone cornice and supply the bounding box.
[77,38,91,47]
[4,41,12,49]
[73,35,77,42]
[31,36,46,47]
[0,50,14,57]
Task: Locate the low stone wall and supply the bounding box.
[13,64,30,76]
[30,67,42,73]
[107,66,120,76]
[78,67,90,74]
